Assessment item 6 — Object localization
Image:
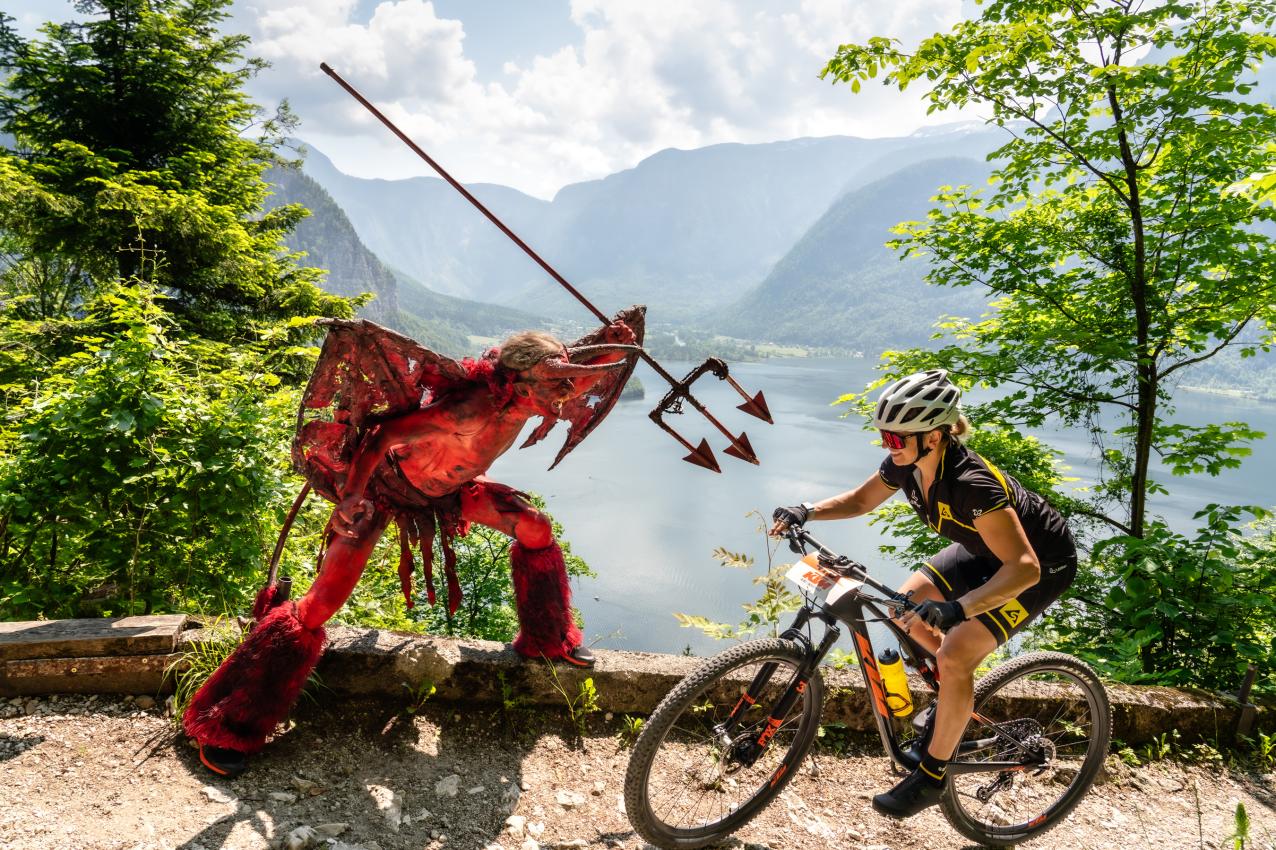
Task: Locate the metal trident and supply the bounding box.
[321,63,773,472]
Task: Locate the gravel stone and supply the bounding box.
[0,693,1271,850]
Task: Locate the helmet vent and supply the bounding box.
[871,369,962,433]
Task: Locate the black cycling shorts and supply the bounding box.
[919,541,1077,646]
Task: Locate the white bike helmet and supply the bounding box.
[873,369,962,432]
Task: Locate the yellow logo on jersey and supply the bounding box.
[999,599,1029,628]
[936,501,977,532]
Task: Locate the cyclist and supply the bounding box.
[771,369,1076,819]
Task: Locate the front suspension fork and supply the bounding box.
[719,612,840,767]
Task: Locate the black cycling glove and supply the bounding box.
[772,504,811,528]
[914,599,966,631]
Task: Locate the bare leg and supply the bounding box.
[297,512,390,628]
[928,619,998,761]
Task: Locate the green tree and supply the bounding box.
[823,0,1276,687]
[0,1,357,621]
[1044,506,1276,693]
[823,0,1276,540]
[0,0,352,344]
[0,281,300,617]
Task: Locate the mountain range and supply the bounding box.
[263,121,1274,395]
[279,123,1010,346]
[264,163,542,356]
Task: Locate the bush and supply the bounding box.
[0,281,300,617]
[1043,505,1276,694]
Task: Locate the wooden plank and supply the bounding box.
[0,653,178,696]
[0,615,188,661]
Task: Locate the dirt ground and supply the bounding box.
[1,693,1274,850]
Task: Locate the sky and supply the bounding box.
[9,1,986,198]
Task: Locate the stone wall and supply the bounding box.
[245,624,1276,746]
[1,617,1268,746]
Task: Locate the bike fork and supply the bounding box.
[724,619,840,767]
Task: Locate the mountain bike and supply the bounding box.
[623,527,1111,848]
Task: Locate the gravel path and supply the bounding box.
[1,693,1273,850]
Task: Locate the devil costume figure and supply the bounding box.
[183,308,644,775]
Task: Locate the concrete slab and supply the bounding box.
[0,615,188,661]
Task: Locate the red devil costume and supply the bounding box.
[183,308,644,775]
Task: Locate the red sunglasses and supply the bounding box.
[879,429,910,450]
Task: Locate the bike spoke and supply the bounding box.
[946,661,1106,839]
[634,649,818,837]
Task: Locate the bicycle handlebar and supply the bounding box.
[784,526,924,617]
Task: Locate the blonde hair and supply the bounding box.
[946,414,971,442]
[498,330,563,372]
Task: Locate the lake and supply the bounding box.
[485,357,1276,656]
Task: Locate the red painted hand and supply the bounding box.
[332,496,375,538]
[601,321,637,346]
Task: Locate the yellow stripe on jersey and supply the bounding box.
[937,501,977,532]
[974,452,1015,508]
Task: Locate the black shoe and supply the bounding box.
[559,644,596,668]
[199,743,248,778]
[872,767,945,819]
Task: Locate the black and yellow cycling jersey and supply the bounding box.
[878,440,1074,567]
[879,440,1077,645]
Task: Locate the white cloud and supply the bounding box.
[235,0,973,197]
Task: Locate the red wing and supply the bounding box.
[292,318,470,500]
[520,305,647,469]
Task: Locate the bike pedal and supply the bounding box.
[897,742,924,770]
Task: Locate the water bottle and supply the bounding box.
[877,647,914,718]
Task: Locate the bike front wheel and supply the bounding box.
[941,651,1112,847]
[623,638,824,849]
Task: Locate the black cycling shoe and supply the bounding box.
[872,767,945,819]
[559,644,596,668]
[199,743,249,778]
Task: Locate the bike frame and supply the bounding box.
[719,529,1043,776]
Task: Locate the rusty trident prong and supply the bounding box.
[648,359,766,471]
[321,63,773,472]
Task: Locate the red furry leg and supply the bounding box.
[509,540,582,659]
[182,602,325,754]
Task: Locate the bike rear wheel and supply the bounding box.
[623,638,823,849]
[940,651,1111,846]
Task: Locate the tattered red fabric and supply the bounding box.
[390,498,467,614]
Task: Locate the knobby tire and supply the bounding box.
[623,638,823,849]
[940,651,1112,846]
